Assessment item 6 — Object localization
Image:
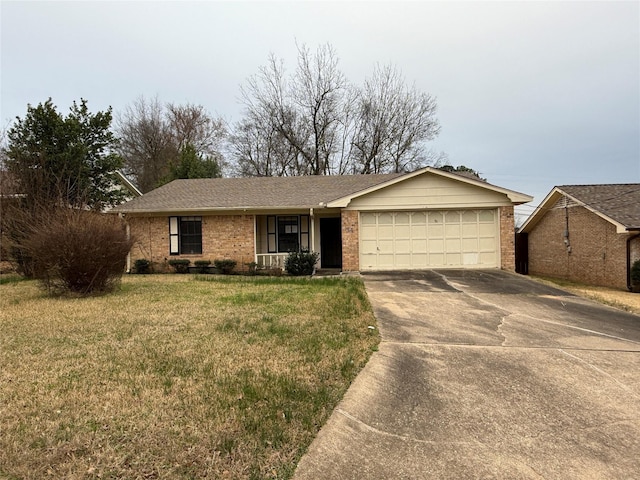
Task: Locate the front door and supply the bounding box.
[320,217,342,268]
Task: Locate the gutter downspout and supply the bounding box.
[626,230,640,291]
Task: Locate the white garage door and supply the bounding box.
[360,210,498,270]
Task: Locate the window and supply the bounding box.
[266,215,310,253]
[278,216,299,252]
[169,216,202,255]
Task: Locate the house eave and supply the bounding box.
[114,204,335,216]
[326,166,533,208]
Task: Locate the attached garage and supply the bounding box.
[359,209,499,270]
[326,168,532,272]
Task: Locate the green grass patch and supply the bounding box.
[0,274,379,479]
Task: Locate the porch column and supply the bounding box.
[253,215,258,263]
[309,208,315,253]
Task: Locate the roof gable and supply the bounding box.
[326,167,532,207]
[520,184,640,233]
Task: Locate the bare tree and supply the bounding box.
[117,97,227,192]
[351,64,440,173]
[235,44,350,176]
[232,44,441,177]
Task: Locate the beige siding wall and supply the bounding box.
[347,174,511,210]
[128,214,255,272]
[528,205,633,289]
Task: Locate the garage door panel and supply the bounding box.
[359,209,498,270]
[462,238,479,251]
[479,237,496,250]
[429,238,444,253]
[480,252,497,264]
[445,224,460,237]
[463,253,479,265]
[361,239,378,255]
[428,225,444,238]
[395,225,411,237]
[378,226,394,239]
[412,240,428,253]
[429,253,445,266]
[446,253,461,265]
[445,238,461,251]
[462,223,479,236]
[479,223,495,236]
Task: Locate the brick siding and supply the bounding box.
[499,206,516,271]
[341,210,359,272]
[528,204,636,289]
[127,214,255,272]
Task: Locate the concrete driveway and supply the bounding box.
[293,270,640,479]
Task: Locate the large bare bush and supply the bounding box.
[18,208,133,295]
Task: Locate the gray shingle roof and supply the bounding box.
[112,174,404,213]
[559,184,640,229]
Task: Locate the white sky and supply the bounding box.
[1,0,639,223]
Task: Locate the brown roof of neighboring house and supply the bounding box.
[521,183,640,233]
[112,173,404,213]
[559,184,640,229]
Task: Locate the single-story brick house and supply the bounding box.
[519,184,640,290]
[112,167,532,273]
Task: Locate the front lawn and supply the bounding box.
[0,274,379,479]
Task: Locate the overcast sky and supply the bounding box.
[1,0,639,223]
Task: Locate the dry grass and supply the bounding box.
[0,274,379,480]
[531,276,640,315]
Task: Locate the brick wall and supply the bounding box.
[341,210,359,272]
[127,214,255,272]
[499,205,516,271]
[528,204,632,289]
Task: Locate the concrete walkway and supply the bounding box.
[293,270,640,479]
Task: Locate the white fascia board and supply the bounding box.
[116,205,331,215]
[327,166,533,208]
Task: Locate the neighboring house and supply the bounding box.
[111,167,532,273]
[519,184,640,290]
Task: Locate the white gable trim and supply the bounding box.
[325,167,532,208]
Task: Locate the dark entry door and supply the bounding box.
[320,217,342,268]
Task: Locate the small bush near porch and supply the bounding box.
[0,274,378,480]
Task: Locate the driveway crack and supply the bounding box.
[558,349,640,399]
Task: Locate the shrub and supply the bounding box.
[214,259,237,274]
[285,250,319,276]
[168,258,190,273]
[194,259,211,274]
[134,259,152,274]
[245,261,258,276]
[17,208,133,295]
